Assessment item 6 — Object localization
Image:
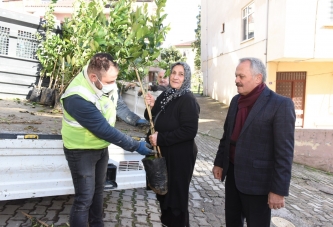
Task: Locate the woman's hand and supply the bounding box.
[149,132,158,146]
[145,92,155,107]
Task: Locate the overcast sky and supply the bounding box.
[161,0,201,47]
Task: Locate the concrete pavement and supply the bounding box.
[1,95,333,227]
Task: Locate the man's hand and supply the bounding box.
[136,141,156,156]
[268,192,285,209]
[212,166,223,181]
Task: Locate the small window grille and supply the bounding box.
[16,30,38,60]
[118,161,144,171]
[0,26,10,56]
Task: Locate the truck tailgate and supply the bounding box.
[0,134,146,201]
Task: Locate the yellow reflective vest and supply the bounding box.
[60,71,117,149]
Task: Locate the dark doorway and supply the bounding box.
[276,72,306,127]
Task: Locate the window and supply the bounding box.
[321,0,333,26]
[0,26,10,56]
[329,0,333,23]
[16,30,38,60]
[242,2,254,41]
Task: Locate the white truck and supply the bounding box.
[0,87,160,201]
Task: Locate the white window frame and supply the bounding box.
[328,0,333,24]
[320,0,333,27]
[242,2,255,41]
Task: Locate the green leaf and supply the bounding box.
[142,50,148,58]
[129,46,140,53]
[136,28,144,40]
[36,0,170,90]
[66,55,71,65]
[90,40,96,51]
[150,51,160,60]
[94,40,100,50]
[72,56,76,66]
[132,52,141,58]
[94,37,106,46]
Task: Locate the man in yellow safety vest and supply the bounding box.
[61,53,154,227]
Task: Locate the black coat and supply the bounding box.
[144,91,200,212]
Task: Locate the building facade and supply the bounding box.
[201,0,333,129]
[174,40,196,73]
[201,0,333,172]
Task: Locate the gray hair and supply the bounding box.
[239,57,267,83]
[157,69,165,76]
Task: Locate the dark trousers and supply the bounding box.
[64,147,109,227]
[160,207,189,227]
[225,163,271,227]
[157,194,189,227]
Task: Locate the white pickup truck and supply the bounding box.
[0,87,160,201]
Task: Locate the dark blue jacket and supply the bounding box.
[214,86,296,196]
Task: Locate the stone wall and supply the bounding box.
[294,129,333,173]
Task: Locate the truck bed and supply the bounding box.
[0,99,62,135]
[0,98,148,137]
[0,97,150,201]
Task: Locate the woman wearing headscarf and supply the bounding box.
[144,62,200,227]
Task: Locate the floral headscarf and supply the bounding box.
[160,62,192,112]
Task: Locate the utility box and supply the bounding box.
[105,163,118,190]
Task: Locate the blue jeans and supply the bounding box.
[64,147,109,227]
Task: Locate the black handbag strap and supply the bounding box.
[153,110,162,126]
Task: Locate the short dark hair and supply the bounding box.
[87,53,119,78]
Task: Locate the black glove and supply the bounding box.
[136,141,155,156]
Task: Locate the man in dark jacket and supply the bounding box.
[116,93,149,126]
[138,70,169,96]
[212,57,296,227]
[150,70,169,92]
